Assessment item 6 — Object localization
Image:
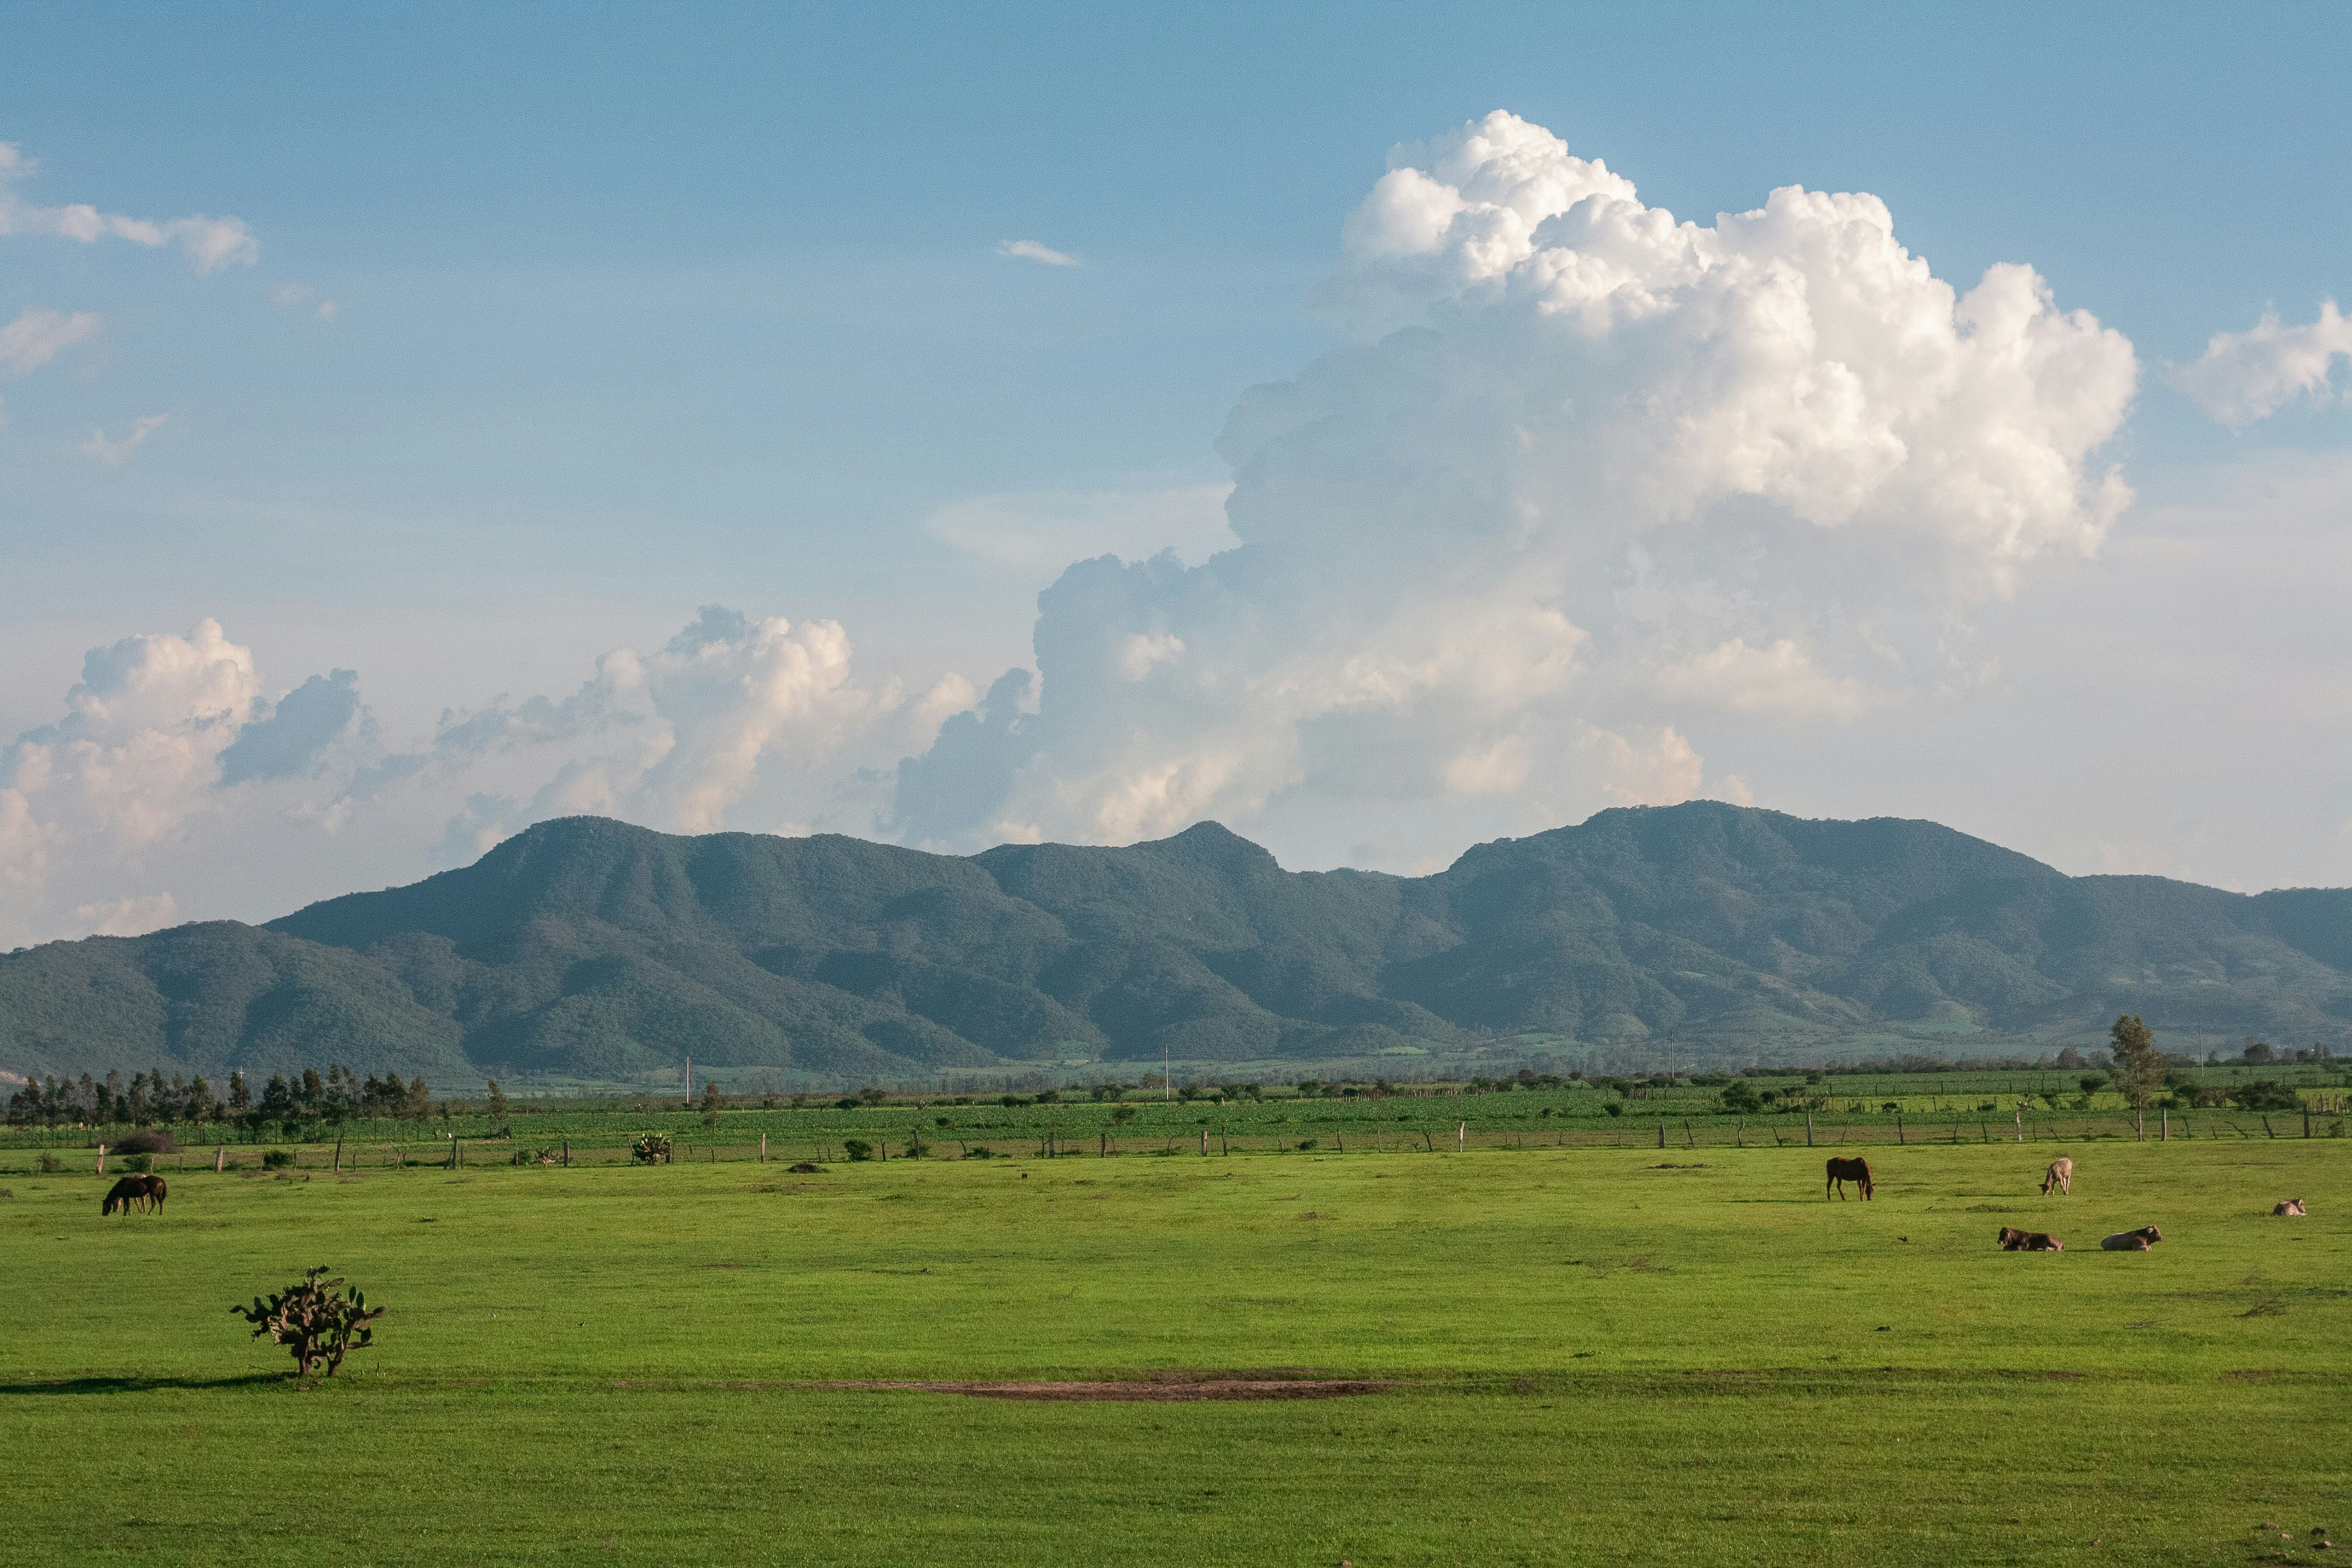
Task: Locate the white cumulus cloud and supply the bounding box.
[897,111,2138,858]
[2171,301,2352,428]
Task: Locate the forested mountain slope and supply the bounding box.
[5,803,2348,1082]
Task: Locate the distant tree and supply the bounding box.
[227,1072,250,1117]
[2054,1046,2086,1069]
[1719,1080,1763,1115]
[2108,1014,2165,1116]
[700,1081,720,1129]
[488,1079,512,1128]
[2079,1074,2108,1095]
[2242,1038,2275,1065]
[406,1077,432,1120]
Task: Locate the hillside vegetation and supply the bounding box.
[5,802,2350,1082]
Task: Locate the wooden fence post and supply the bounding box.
[1805,1110,1814,1148]
[96,1143,106,1175]
[1201,1128,1209,1156]
[2161,1110,2169,1142]
[333,1135,342,1173]
[1683,1119,1694,1150]
[563,1139,569,1168]
[2015,1109,2025,1143]
[2304,1108,2313,1138]
[1896,1111,1904,1145]
[2262,1116,2276,1139]
[1656,1120,1665,1149]
[1460,1122,1467,1154]
[760,1132,767,1163]
[1099,1131,1106,1157]
[1336,1130,1344,1154]
[2135,1106,2144,1142]
[214,1146,225,1173]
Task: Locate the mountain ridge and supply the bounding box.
[4,802,2348,1083]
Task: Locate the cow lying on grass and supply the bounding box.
[1997,1227,2063,1251]
[2100,1226,2162,1250]
[2274,1198,2306,1217]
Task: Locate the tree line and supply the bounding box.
[5,1065,437,1136]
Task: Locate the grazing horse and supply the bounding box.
[1998,1226,2064,1251]
[2274,1198,2307,1217]
[2100,1225,2161,1250]
[1824,1156,1874,1201]
[139,1174,166,1214]
[101,1175,150,1215]
[2040,1157,2074,1196]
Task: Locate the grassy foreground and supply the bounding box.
[4,1141,2345,1566]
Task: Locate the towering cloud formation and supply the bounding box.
[897,111,2139,851]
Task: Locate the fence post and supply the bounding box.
[1099,1131,1106,1157]
[96,1143,106,1175]
[2015,1109,2025,1143]
[760,1132,767,1163]
[334,1135,343,1173]
[1201,1128,1208,1156]
[1460,1122,1467,1154]
[1684,1119,1694,1150]
[1736,1117,1744,1148]
[1896,1111,1904,1146]
[1657,1120,1665,1149]
[1806,1110,1814,1147]
[2304,1108,2313,1138]
[563,1139,569,1168]
[2262,1116,2276,1139]
[2135,1106,2144,1142]
[215,1146,225,1173]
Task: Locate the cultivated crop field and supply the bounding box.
[4,1139,2345,1566]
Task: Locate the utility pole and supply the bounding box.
[684,1055,692,1109]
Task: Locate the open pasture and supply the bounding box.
[4,1140,2346,1566]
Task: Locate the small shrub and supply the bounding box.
[787,1161,825,1174]
[120,1153,152,1174]
[230,1265,385,1379]
[1603,1102,1624,1118]
[630,1133,675,1165]
[262,1150,295,1170]
[843,1138,875,1161]
[965,1145,995,1159]
[1296,1138,1317,1151]
[2229,1080,2301,1112]
[115,1129,179,1155]
[36,1152,63,1174]
[999,1094,1027,1107]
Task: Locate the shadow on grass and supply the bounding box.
[1,1373,286,1397]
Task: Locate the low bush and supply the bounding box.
[965,1145,995,1158]
[114,1129,179,1155]
[36,1152,62,1174]
[261,1150,295,1170]
[630,1134,674,1164]
[842,1138,874,1161]
[119,1153,152,1174]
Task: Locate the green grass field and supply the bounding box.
[4,1140,2345,1566]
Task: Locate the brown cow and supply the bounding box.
[1824,1156,1874,1201]
[1998,1226,2064,1251]
[2040,1157,2074,1196]
[2100,1226,2161,1250]
[2273,1198,2306,1217]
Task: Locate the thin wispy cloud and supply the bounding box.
[0,306,100,374]
[997,238,1079,267]
[77,413,169,465]
[0,142,257,273]
[270,282,342,322]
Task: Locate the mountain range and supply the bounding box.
[4,803,2348,1085]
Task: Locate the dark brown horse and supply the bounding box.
[100,1174,166,1215]
[1824,1155,1874,1201]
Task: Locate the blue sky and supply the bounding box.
[4,2,2351,942]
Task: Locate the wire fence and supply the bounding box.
[16,1102,2345,1177]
